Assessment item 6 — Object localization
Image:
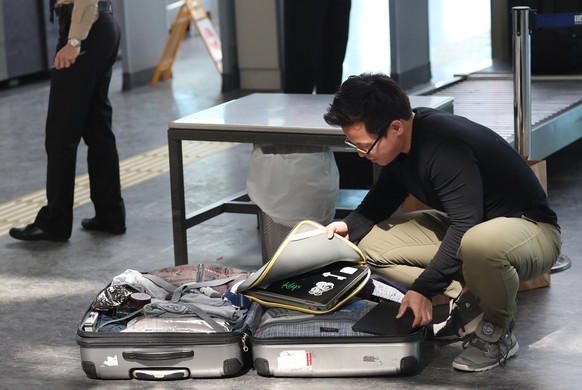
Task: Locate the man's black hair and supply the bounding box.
[324,73,413,135]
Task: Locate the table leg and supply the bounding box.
[168,136,188,265]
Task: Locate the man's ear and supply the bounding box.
[389,120,404,135]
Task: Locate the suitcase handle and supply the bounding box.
[122,350,194,361]
[132,368,189,380]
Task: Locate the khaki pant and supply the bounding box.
[359,210,561,328]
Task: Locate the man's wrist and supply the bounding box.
[409,285,432,300]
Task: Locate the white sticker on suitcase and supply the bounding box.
[101,355,119,367]
[277,350,313,371]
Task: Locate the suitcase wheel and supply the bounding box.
[223,358,243,376]
[81,361,98,379]
[400,356,420,376]
[253,358,272,376]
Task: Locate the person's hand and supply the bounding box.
[397,290,433,328]
[53,44,82,70]
[325,221,349,240]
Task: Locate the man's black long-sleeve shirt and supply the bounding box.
[345,107,558,298]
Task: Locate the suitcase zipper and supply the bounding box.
[253,308,425,344]
[241,333,249,352]
[256,308,362,332]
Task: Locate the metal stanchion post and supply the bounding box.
[512,6,570,273]
[512,6,532,159]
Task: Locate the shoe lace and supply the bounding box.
[462,334,483,349]
[497,333,511,367]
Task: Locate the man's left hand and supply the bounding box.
[397,290,433,328]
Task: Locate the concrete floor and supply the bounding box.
[1,24,582,390]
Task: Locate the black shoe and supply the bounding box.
[9,224,69,242]
[81,218,126,235]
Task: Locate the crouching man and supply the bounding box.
[324,73,561,372]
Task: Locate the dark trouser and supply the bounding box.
[282,0,362,188]
[283,0,351,94]
[35,10,125,238]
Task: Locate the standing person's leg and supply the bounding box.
[317,0,351,94]
[283,0,327,93]
[358,210,463,299]
[82,14,125,230]
[33,15,93,239]
[33,71,86,239]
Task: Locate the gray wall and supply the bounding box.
[0,0,50,82]
[117,0,168,90]
[0,3,6,81]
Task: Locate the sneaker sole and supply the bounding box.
[452,341,519,372]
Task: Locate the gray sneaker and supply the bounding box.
[452,320,519,372]
[430,291,483,340]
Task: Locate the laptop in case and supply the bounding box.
[244,261,369,312]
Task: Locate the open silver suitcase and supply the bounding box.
[76,264,261,380]
[251,299,425,377]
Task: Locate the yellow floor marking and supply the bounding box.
[0,141,237,236]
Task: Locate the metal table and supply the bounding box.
[168,93,454,265]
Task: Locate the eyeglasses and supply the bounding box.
[344,131,385,155]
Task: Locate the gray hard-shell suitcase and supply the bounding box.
[251,298,424,377]
[76,264,262,380]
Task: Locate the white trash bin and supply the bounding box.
[247,144,340,263]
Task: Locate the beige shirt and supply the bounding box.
[56,0,101,41]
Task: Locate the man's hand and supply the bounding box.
[325,221,349,240]
[53,44,81,69]
[397,290,433,328]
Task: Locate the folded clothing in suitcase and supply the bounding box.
[251,299,424,377]
[76,264,262,380]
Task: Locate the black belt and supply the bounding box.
[97,1,112,12]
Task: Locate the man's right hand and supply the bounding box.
[325,221,349,240]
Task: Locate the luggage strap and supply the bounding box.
[141,273,180,292]
[141,273,246,302]
[174,303,229,332]
[169,276,246,302]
